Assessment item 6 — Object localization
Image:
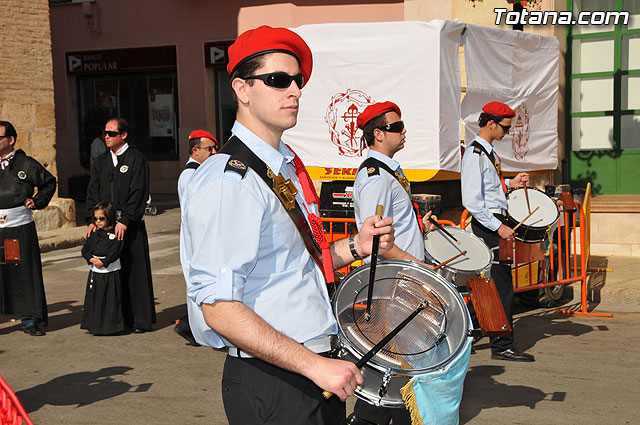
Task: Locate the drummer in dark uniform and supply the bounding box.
[460,101,534,362]
[0,120,56,336]
[351,103,437,424]
[85,118,156,333]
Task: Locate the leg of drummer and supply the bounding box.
[488,262,515,352]
[471,221,534,362]
[349,399,411,425]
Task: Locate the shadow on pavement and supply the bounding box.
[459,365,564,423]
[0,300,83,335]
[512,310,596,353]
[153,303,187,332]
[16,366,152,413]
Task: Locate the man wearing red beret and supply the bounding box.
[174,129,218,346]
[350,102,438,425]
[179,26,396,424]
[461,101,534,362]
[177,130,218,204]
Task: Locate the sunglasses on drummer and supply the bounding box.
[493,121,511,133]
[244,72,305,89]
[377,121,405,133]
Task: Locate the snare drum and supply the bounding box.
[423,226,492,292]
[332,260,471,408]
[506,187,559,243]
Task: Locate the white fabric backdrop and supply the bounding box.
[461,23,559,171]
[285,20,464,180]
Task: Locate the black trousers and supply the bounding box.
[469,218,515,352]
[353,398,411,425]
[222,354,347,425]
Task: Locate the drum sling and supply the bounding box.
[220,137,336,286]
[358,158,424,233]
[471,141,508,194]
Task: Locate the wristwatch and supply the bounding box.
[348,234,362,260]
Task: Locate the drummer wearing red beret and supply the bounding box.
[350,102,440,425]
[179,26,396,425]
[461,101,534,362]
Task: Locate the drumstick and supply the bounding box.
[322,302,427,400]
[365,205,384,321]
[523,181,531,214]
[512,206,540,232]
[427,216,461,245]
[433,251,467,271]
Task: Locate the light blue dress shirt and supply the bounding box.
[177,157,199,206]
[461,136,511,231]
[180,121,337,349]
[353,150,424,261]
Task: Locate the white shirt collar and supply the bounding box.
[110,143,129,166]
[367,149,401,172]
[231,121,294,175]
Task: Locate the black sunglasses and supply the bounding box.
[93,216,107,222]
[103,130,122,137]
[493,121,511,133]
[197,145,216,153]
[377,121,405,133]
[244,72,305,89]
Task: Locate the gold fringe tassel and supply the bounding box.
[400,378,423,425]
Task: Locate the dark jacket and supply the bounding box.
[0,149,56,209]
[81,228,123,268]
[86,146,150,227]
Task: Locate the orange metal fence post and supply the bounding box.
[557,200,612,317]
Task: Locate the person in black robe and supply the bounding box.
[85,117,155,333]
[81,201,125,335]
[0,120,56,336]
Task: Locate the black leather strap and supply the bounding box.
[220,137,326,276]
[358,156,422,229]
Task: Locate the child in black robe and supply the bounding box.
[81,202,125,335]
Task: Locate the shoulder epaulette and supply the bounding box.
[358,158,381,177]
[473,146,482,154]
[365,164,380,177]
[224,156,248,178]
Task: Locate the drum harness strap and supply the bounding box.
[220,136,336,286]
[184,162,200,171]
[471,141,508,194]
[358,157,424,233]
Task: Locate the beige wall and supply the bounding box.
[50,0,404,195]
[0,0,57,180]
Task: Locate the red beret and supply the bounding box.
[482,101,515,118]
[227,26,312,88]
[356,101,402,130]
[189,130,218,148]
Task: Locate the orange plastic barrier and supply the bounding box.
[0,374,34,425]
[321,217,361,275]
[459,202,612,317]
[321,216,455,275]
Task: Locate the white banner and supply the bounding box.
[461,24,559,171]
[286,20,464,181]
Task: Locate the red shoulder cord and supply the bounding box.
[287,146,335,284]
[411,200,425,233]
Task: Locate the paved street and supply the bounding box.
[2,206,639,424]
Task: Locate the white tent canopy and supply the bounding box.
[283,20,559,180]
